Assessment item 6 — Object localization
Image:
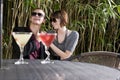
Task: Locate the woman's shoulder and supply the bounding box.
[67,30,79,40]
[72,30,79,35]
[68,30,79,37]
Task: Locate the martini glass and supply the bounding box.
[12,32,32,64]
[38,33,56,64]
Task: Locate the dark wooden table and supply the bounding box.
[0,59,120,80]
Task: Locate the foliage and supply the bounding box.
[2,0,120,59]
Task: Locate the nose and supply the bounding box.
[36,14,39,17]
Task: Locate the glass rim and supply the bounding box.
[12,32,32,34]
[38,33,57,35]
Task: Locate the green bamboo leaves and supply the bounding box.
[3,0,120,59]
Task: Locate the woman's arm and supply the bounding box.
[50,43,72,60]
[50,31,79,60]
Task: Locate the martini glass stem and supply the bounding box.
[14,45,28,64]
[41,45,54,64]
[19,46,24,61]
[14,46,25,64]
[45,50,50,61]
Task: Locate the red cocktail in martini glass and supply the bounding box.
[38,33,56,64]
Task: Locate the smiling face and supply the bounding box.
[30,9,45,25]
[50,10,68,30]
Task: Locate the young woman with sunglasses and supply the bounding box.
[49,10,79,60]
[12,8,46,59]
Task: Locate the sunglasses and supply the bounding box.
[50,18,56,22]
[31,12,43,17]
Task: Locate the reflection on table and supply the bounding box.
[0,59,120,80]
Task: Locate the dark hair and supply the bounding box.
[50,10,68,27]
[31,8,42,12]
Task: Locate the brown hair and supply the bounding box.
[50,10,68,27]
